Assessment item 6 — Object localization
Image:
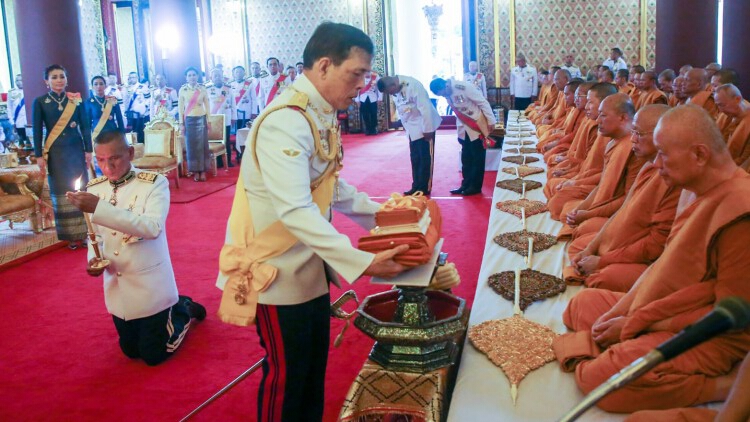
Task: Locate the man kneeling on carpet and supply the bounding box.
[66,130,206,366]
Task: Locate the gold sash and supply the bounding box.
[43,98,78,161]
[92,99,114,141]
[217,91,339,326]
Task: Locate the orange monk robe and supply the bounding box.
[687,91,720,119]
[557,138,649,239]
[668,94,684,107]
[625,408,717,422]
[634,89,668,110]
[525,84,549,113]
[619,83,637,96]
[536,92,569,135]
[563,162,681,291]
[539,108,585,159]
[529,85,559,121]
[533,91,564,125]
[545,132,610,219]
[716,112,733,139]
[545,117,599,174]
[536,106,579,150]
[553,170,750,413]
[725,112,750,166]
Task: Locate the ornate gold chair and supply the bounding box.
[207,114,227,176]
[0,173,41,232]
[131,108,182,188]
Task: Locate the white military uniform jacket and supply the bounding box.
[390,75,442,142]
[207,83,237,126]
[448,79,497,142]
[258,73,290,110]
[150,86,178,120]
[249,77,261,115]
[87,167,179,321]
[124,82,150,117]
[7,88,26,128]
[231,78,256,120]
[356,73,382,103]
[603,57,628,72]
[464,72,488,98]
[510,65,538,98]
[217,75,379,306]
[560,65,582,79]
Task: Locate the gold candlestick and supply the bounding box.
[75,177,110,270]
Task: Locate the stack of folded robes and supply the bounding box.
[358,193,442,267]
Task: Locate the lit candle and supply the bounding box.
[514,268,522,315]
[515,166,520,178]
[521,182,526,199]
[523,155,527,165]
[521,207,526,230]
[527,237,534,268]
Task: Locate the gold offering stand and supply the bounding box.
[355,239,469,374]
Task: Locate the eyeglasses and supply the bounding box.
[631,129,654,138]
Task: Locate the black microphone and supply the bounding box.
[658,296,750,360]
[559,296,750,422]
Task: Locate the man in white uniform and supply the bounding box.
[356,70,383,135]
[430,77,497,195]
[378,75,441,195]
[464,61,488,98]
[230,65,255,132]
[603,47,628,73]
[207,68,238,167]
[66,131,205,366]
[149,74,178,121]
[217,22,408,421]
[560,54,582,79]
[510,53,538,110]
[123,72,150,143]
[7,74,28,146]
[258,57,291,110]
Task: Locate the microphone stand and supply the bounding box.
[558,350,663,422]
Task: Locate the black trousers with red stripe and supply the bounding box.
[256,293,330,422]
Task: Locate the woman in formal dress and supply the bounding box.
[86,75,124,140]
[32,64,92,249]
[178,66,210,182]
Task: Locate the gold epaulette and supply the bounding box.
[136,172,159,183]
[87,176,108,187]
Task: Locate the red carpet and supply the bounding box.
[170,166,239,204]
[0,129,494,421]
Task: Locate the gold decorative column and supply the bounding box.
[509,0,516,68]
[639,0,648,66]
[493,0,500,84]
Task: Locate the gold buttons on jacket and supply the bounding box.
[113,251,119,256]
[117,272,122,276]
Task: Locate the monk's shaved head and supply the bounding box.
[679,64,693,76]
[705,62,722,77]
[714,83,745,117]
[603,93,636,119]
[554,69,571,89]
[589,82,618,101]
[654,105,734,191]
[716,83,742,98]
[683,68,708,97]
[575,82,594,111]
[713,68,739,86]
[631,104,670,159]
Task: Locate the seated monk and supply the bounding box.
[544,83,599,175]
[616,69,636,96]
[685,68,720,119]
[628,65,646,105]
[526,69,551,113]
[537,80,584,154]
[545,84,618,219]
[533,67,565,125]
[634,71,668,110]
[658,69,676,104]
[558,94,649,240]
[536,69,572,134]
[600,68,615,84]
[713,69,743,135]
[528,67,561,120]
[625,352,750,422]
[564,105,679,291]
[670,75,689,107]
[714,84,750,168]
[553,105,750,413]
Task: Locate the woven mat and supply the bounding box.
[502,155,540,165]
[501,166,544,178]
[492,229,558,256]
[495,178,542,194]
[487,269,566,310]
[495,199,548,218]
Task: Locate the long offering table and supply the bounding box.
[447,110,626,421]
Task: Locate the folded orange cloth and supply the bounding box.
[375,192,428,227]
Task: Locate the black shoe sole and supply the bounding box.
[179,295,207,321]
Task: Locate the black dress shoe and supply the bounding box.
[450,187,465,195]
[179,295,206,321]
[461,189,481,196]
[403,189,417,195]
